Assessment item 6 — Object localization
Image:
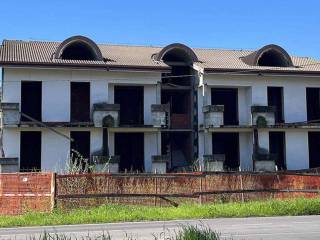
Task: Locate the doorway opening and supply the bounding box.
[306,88,320,123]
[71,82,90,122]
[308,132,320,168]
[20,131,41,171]
[161,132,193,171]
[70,131,91,162]
[21,81,42,121]
[114,86,144,125]
[269,131,286,170]
[212,132,239,170]
[115,133,144,172]
[268,87,284,123]
[211,88,238,125]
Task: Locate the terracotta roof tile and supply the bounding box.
[1,40,319,73]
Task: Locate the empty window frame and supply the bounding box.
[114,86,144,125]
[71,82,90,122]
[20,131,41,172]
[115,133,144,172]
[70,131,91,161]
[212,132,240,170]
[21,81,42,121]
[268,87,284,123]
[211,88,238,125]
[306,88,320,122]
[308,132,320,168]
[269,131,286,170]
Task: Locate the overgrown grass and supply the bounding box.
[1,198,320,228]
[29,225,223,240]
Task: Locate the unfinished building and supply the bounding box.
[0,37,320,173]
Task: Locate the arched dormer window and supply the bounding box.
[155,43,198,64]
[242,44,294,67]
[54,36,103,61]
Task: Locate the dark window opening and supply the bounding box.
[20,131,41,172]
[102,129,109,156]
[114,86,144,125]
[162,49,193,63]
[70,131,91,161]
[162,66,192,86]
[161,132,193,171]
[161,90,191,128]
[258,50,290,67]
[211,88,238,125]
[61,42,97,60]
[308,132,320,168]
[306,88,320,122]
[269,132,286,170]
[21,81,42,121]
[115,133,144,172]
[71,82,90,122]
[268,87,284,123]
[212,132,239,170]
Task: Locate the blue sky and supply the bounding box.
[0,0,319,59]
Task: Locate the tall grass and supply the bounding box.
[0,198,320,228]
[28,225,225,240]
[174,225,222,240]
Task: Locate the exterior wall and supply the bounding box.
[144,85,158,125]
[144,132,160,172]
[42,129,70,172]
[2,67,320,173]
[2,128,20,160]
[284,130,309,170]
[239,132,253,171]
[43,80,70,122]
[2,67,161,173]
[202,74,320,171]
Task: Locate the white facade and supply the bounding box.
[1,67,162,172]
[1,67,320,172]
[1,38,320,173]
[198,73,320,170]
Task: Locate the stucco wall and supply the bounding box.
[2,67,320,172]
[2,67,161,173]
[203,74,320,171]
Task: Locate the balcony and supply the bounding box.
[0,103,20,126]
[92,103,120,127]
[151,104,170,128]
[0,157,19,173]
[251,106,276,127]
[203,105,224,128]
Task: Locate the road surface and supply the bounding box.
[0,215,320,239]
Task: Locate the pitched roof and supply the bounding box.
[1,39,320,73]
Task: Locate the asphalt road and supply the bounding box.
[0,215,320,240]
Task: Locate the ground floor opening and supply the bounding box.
[20,131,41,171]
[308,132,320,168]
[115,132,144,172]
[161,131,193,171]
[269,131,286,170]
[212,132,240,170]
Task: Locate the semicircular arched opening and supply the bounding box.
[155,43,198,65]
[255,45,293,67]
[54,36,103,61]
